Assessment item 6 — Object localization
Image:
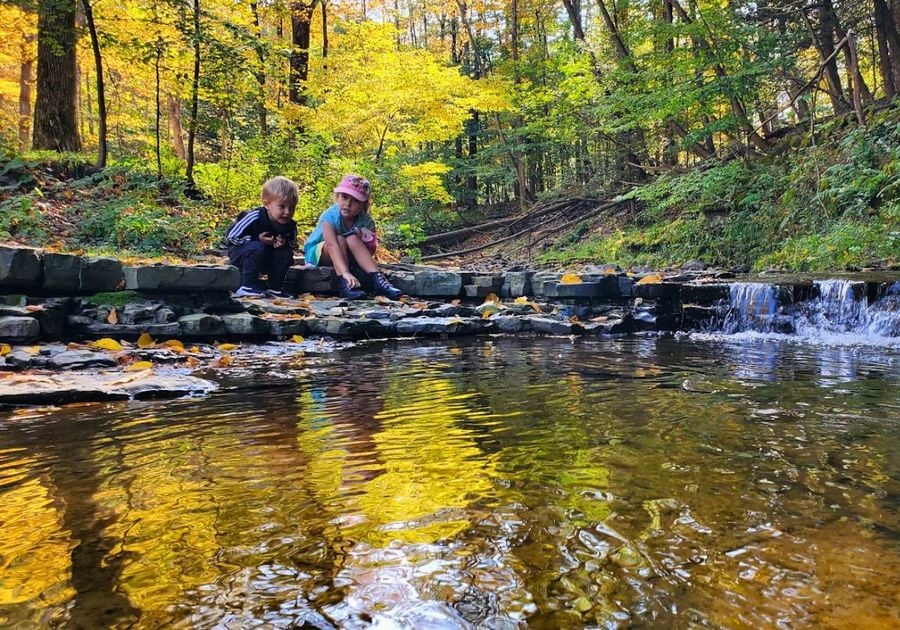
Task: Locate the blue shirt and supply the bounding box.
[302,204,376,263]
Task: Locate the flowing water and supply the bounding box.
[1,335,898,628]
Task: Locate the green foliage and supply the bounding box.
[0,196,47,242]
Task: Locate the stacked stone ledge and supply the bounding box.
[1,244,757,345]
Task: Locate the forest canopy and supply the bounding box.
[0,0,897,269]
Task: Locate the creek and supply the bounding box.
[1,316,898,626]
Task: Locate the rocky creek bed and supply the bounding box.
[2,244,898,405]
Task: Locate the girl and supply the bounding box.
[302,174,403,300]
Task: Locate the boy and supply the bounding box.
[226,176,299,298]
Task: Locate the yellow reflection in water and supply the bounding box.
[355,377,497,546]
[0,474,74,608]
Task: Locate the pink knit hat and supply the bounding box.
[333,174,370,202]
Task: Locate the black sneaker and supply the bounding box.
[371,272,403,300]
[339,277,366,300]
[265,289,291,298]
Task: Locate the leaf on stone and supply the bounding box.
[186,356,201,367]
[411,301,429,310]
[530,302,542,313]
[137,332,156,348]
[481,310,493,319]
[107,307,118,324]
[451,299,461,305]
[124,361,153,372]
[164,339,185,350]
[291,335,305,343]
[216,355,233,367]
[514,296,528,304]
[25,304,44,312]
[91,338,123,351]
[374,295,392,305]
[0,344,11,356]
[217,343,238,352]
[483,292,500,304]
[560,273,582,284]
[189,346,201,353]
[636,274,663,285]
[603,268,618,275]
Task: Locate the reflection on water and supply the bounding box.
[1,337,898,628]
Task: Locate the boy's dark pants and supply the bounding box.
[228,241,293,290]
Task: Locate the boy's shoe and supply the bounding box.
[371,272,403,300]
[339,277,367,300]
[234,285,266,298]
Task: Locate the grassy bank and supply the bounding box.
[2,106,899,272]
[541,106,900,271]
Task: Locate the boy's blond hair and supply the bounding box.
[261,176,299,209]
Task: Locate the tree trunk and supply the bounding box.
[18,35,35,151]
[185,0,201,188]
[874,0,900,98]
[289,1,317,107]
[813,0,851,113]
[33,0,81,151]
[250,1,268,134]
[81,0,107,168]
[168,94,186,160]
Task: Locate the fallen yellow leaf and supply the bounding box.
[218,343,238,352]
[636,274,663,285]
[483,292,500,304]
[137,332,155,348]
[291,335,305,343]
[374,295,392,305]
[0,344,10,356]
[189,346,201,353]
[107,307,118,324]
[481,310,493,319]
[24,304,44,312]
[91,338,123,351]
[561,273,582,285]
[124,361,153,371]
[164,339,185,350]
[514,296,528,304]
[216,355,233,367]
[186,356,201,367]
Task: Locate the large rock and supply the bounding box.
[633,282,680,300]
[48,350,118,370]
[394,316,484,336]
[491,315,531,333]
[411,270,463,297]
[0,246,41,289]
[81,257,124,292]
[0,370,217,405]
[0,315,40,342]
[221,312,271,336]
[124,264,239,292]
[305,317,390,338]
[527,316,584,336]
[41,252,84,292]
[555,277,619,299]
[178,313,225,336]
[500,271,532,298]
[288,266,337,294]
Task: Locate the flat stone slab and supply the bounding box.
[394,316,485,336]
[124,264,239,292]
[0,370,217,405]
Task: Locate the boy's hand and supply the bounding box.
[259,232,276,246]
[341,272,360,288]
[273,234,286,248]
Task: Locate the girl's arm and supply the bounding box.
[322,222,359,287]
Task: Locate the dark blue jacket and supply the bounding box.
[225,206,298,251]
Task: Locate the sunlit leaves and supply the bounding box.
[637,273,663,284]
[137,332,155,348]
[561,273,582,284]
[91,338,124,351]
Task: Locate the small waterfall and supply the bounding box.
[721,283,786,333]
[713,280,900,339]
